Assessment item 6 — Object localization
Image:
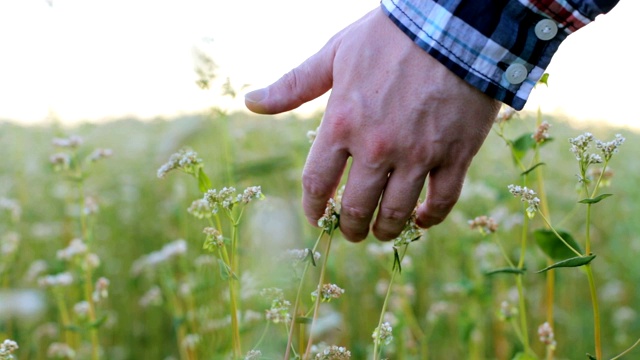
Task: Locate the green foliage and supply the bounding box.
[536,254,597,273]
[534,229,583,261]
[0,110,638,359]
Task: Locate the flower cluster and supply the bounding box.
[244,350,262,360]
[284,248,321,265]
[315,345,351,360]
[202,227,224,252]
[57,238,100,270]
[139,286,162,308]
[0,198,21,222]
[261,287,291,324]
[88,148,113,162]
[157,148,203,179]
[495,106,517,123]
[499,300,518,321]
[47,342,76,359]
[508,184,540,218]
[372,321,393,346]
[532,121,551,143]
[595,134,625,161]
[393,206,423,246]
[311,283,345,302]
[131,239,187,276]
[49,153,71,172]
[38,272,74,288]
[187,198,213,219]
[307,127,319,144]
[1,232,20,257]
[468,215,498,235]
[93,277,110,303]
[52,136,83,148]
[57,238,88,260]
[265,298,291,324]
[537,322,557,349]
[0,339,18,360]
[203,186,263,214]
[569,132,595,161]
[318,198,339,232]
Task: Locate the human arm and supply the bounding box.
[243,0,619,242]
[382,0,620,110]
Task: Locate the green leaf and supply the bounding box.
[90,315,108,329]
[538,73,550,87]
[295,316,313,324]
[536,254,596,273]
[484,267,526,276]
[586,354,597,360]
[579,193,613,204]
[512,351,538,360]
[197,167,212,193]
[511,133,536,163]
[217,259,237,281]
[521,162,545,176]
[534,229,583,261]
[304,248,317,267]
[392,247,402,273]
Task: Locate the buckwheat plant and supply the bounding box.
[266,190,348,360]
[500,115,633,359]
[159,148,264,359]
[0,199,21,290]
[372,207,423,360]
[0,339,18,360]
[46,135,113,360]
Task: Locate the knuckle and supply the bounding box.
[340,203,371,221]
[378,205,409,223]
[280,68,301,94]
[301,172,331,199]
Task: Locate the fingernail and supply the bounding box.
[244,88,267,103]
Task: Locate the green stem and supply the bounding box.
[284,232,323,360]
[585,204,592,255]
[303,230,335,359]
[221,245,241,357]
[515,275,531,355]
[54,289,74,346]
[83,269,100,360]
[516,213,531,355]
[610,336,640,360]
[586,264,602,359]
[373,244,408,360]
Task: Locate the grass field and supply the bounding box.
[1,106,639,360]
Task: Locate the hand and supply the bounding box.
[245,8,500,241]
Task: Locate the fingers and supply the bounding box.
[416,163,468,229]
[338,159,391,242]
[301,128,350,228]
[372,169,426,240]
[244,42,336,115]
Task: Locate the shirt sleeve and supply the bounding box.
[381,0,619,110]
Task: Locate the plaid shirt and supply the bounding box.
[381,0,619,110]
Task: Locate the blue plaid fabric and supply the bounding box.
[381,0,619,109]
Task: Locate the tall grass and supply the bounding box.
[1,105,639,359]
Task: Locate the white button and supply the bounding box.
[505,63,528,85]
[535,19,558,41]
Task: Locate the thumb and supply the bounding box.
[244,45,335,115]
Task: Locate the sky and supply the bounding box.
[0,0,637,129]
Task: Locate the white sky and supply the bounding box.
[0,0,637,129]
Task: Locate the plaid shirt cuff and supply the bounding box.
[381,0,616,110]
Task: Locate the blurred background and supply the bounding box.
[0,0,638,128]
